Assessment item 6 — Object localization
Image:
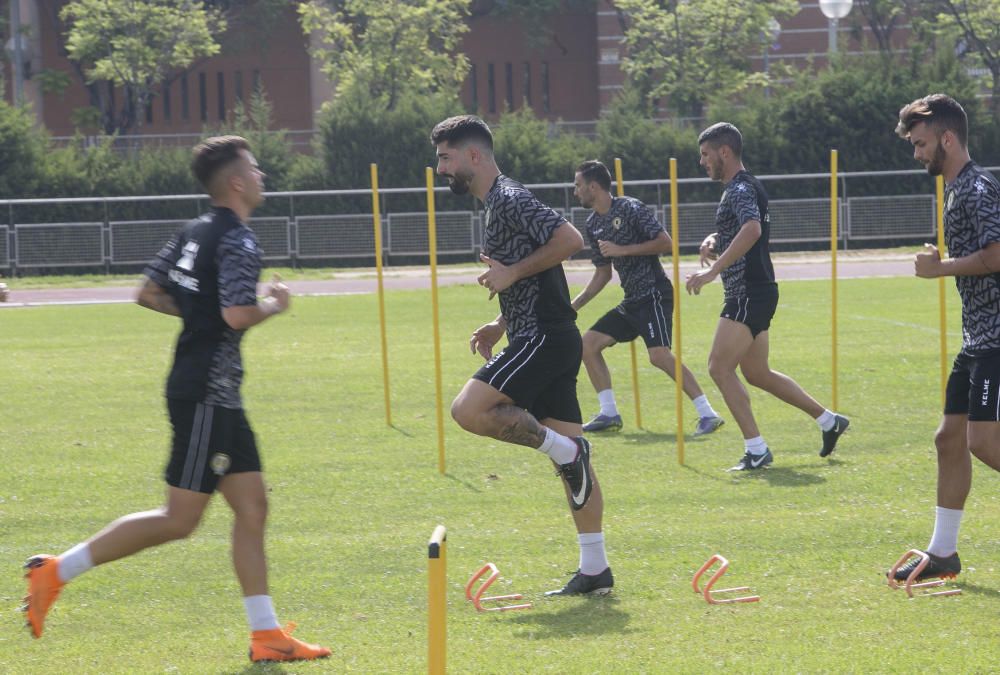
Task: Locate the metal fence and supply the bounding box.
[2,167,994,274]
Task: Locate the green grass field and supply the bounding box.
[2,275,998,673]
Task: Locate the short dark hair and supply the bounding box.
[430,115,494,151]
[896,94,968,147]
[191,135,251,192]
[576,159,612,191]
[698,122,743,158]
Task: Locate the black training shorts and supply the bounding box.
[165,399,261,494]
[590,288,673,349]
[721,285,779,338]
[472,329,583,424]
[944,351,1000,421]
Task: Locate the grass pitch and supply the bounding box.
[2,274,998,673]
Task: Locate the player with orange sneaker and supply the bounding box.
[22,136,330,663]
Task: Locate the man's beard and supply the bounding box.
[925,143,946,176]
[446,171,472,195]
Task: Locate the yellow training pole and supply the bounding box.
[371,164,392,426]
[830,149,839,410]
[426,168,446,474]
[614,157,643,429]
[669,158,684,465]
[428,525,447,675]
[936,174,947,406]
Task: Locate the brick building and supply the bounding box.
[3,1,906,137]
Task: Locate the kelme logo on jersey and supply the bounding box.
[242,237,256,252]
[612,217,622,230]
[210,453,231,476]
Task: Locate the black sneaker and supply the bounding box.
[557,437,594,511]
[820,415,850,457]
[890,550,961,582]
[727,448,773,471]
[544,567,614,596]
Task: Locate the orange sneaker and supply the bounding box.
[249,622,332,663]
[22,555,65,638]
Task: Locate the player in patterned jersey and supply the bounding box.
[21,136,330,663]
[432,115,613,596]
[891,94,1000,583]
[686,123,849,471]
[571,159,724,435]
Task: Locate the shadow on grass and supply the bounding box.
[507,596,632,639]
[616,431,678,444]
[229,663,289,674]
[444,472,482,493]
[388,424,414,438]
[954,581,1000,599]
[681,462,827,487]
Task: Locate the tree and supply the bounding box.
[59,0,226,134]
[614,0,798,117]
[926,0,1000,114]
[850,0,917,56]
[298,0,470,111]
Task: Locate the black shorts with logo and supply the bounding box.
[472,329,583,424]
[165,398,261,494]
[944,351,1000,421]
[721,284,779,338]
[590,287,673,349]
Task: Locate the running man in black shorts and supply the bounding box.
[890,94,1000,583]
[22,136,330,663]
[571,159,724,436]
[433,115,612,596]
[685,123,849,471]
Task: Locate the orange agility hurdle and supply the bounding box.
[887,549,961,599]
[692,554,760,605]
[465,563,532,612]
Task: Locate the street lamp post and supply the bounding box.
[819,0,854,56]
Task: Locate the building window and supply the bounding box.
[162,81,172,122]
[487,63,495,114]
[523,62,531,108]
[541,61,550,113]
[469,63,478,112]
[180,74,190,121]
[505,62,513,111]
[198,72,207,122]
[235,70,243,105]
[217,72,225,120]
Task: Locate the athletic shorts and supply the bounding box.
[472,329,583,424]
[721,285,779,338]
[944,351,1000,421]
[165,399,261,494]
[590,288,673,349]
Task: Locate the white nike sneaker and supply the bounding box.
[557,437,594,510]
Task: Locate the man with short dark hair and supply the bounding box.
[22,135,331,663]
[571,159,723,435]
[891,94,1000,582]
[432,115,613,596]
[686,122,849,471]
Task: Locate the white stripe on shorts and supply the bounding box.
[495,335,547,392]
[179,403,214,491]
[650,289,670,348]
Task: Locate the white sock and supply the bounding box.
[816,409,836,431]
[597,389,618,417]
[537,427,579,465]
[57,542,94,583]
[692,394,717,419]
[744,436,768,456]
[243,595,280,632]
[927,507,963,557]
[578,532,609,575]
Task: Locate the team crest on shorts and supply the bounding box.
[210,453,232,476]
[612,217,622,230]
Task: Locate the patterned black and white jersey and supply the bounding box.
[144,207,262,408]
[713,170,776,299]
[482,175,577,340]
[585,196,671,303]
[944,162,1000,356]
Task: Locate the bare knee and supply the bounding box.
[160,507,202,541]
[451,396,480,434]
[233,493,269,530]
[582,332,606,360]
[707,358,731,385]
[934,426,966,458]
[741,365,768,389]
